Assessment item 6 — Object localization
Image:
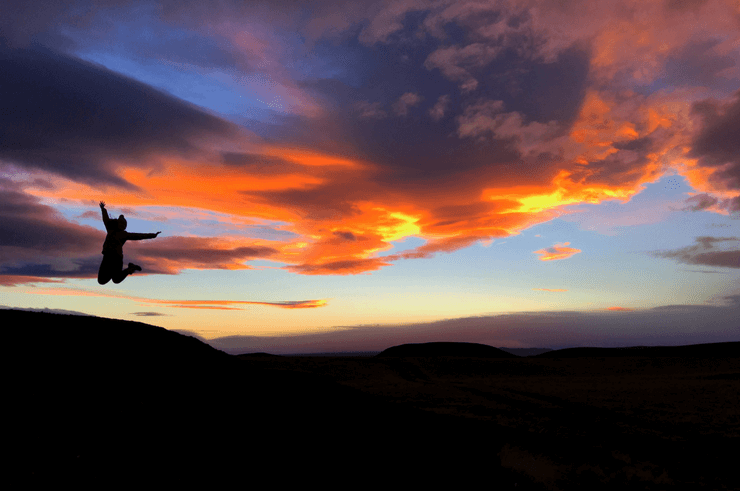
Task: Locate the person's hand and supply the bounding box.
[99,201,106,209]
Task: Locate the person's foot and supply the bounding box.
[129,263,142,273]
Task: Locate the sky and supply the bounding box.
[1,0,739,354]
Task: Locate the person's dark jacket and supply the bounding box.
[101,212,156,257]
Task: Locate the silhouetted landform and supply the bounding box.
[498,347,553,357]
[534,341,740,358]
[377,341,519,358]
[238,351,282,358]
[287,351,380,357]
[8,309,739,489]
[6,310,546,489]
[0,305,92,316]
[239,348,554,357]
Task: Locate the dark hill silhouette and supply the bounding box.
[499,347,554,357]
[534,341,740,358]
[377,341,518,358]
[5,310,547,489]
[231,336,740,489]
[10,309,738,489]
[238,351,282,357]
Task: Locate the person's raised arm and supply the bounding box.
[124,231,162,240]
[100,201,111,224]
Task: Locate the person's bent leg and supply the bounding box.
[111,256,130,284]
[111,268,131,284]
[98,256,113,285]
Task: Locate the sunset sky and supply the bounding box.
[2,0,739,354]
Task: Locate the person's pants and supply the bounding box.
[98,254,128,284]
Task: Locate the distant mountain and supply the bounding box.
[283,351,381,357]
[534,342,740,358]
[377,341,518,358]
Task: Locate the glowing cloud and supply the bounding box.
[147,299,329,310]
[533,243,582,261]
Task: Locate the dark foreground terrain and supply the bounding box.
[7,310,739,489]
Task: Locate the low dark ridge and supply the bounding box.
[498,347,554,357]
[533,341,740,358]
[376,341,518,358]
[239,352,283,357]
[285,351,380,357]
[7,309,543,488]
[6,309,739,489]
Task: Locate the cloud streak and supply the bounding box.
[653,236,740,269]
[25,286,329,310]
[145,299,328,309]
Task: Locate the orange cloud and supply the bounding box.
[20,133,632,276]
[607,306,634,311]
[533,243,582,261]
[147,299,329,309]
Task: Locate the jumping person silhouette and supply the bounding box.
[97,201,161,285]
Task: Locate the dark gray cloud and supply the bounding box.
[664,0,710,12]
[681,194,740,215]
[128,28,243,71]
[572,126,675,189]
[0,182,104,277]
[242,181,366,221]
[689,90,740,195]
[682,193,719,211]
[0,1,81,48]
[660,38,738,92]
[267,40,591,185]
[0,42,239,188]
[579,148,653,188]
[652,236,740,269]
[130,237,279,275]
[727,196,740,213]
[332,231,360,241]
[612,136,653,152]
[0,259,102,279]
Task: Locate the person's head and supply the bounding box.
[117,215,127,230]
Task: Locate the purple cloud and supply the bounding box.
[653,236,740,269]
